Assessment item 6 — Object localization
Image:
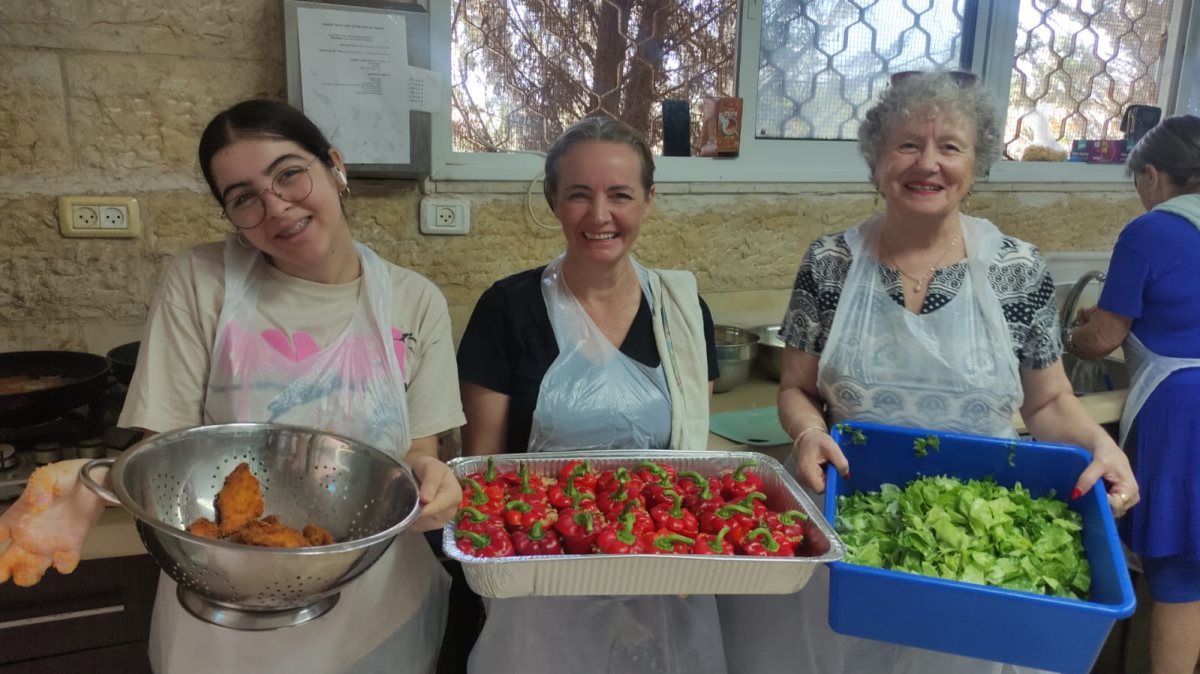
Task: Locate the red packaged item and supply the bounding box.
[699,97,743,158]
[510,521,563,556]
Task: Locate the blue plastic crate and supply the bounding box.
[824,421,1136,674]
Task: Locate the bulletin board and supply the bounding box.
[283,0,437,177]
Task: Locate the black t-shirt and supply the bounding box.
[457,267,720,452]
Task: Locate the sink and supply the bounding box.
[1063,353,1129,395]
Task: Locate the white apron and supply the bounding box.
[719,215,1045,674]
[148,236,450,674]
[1117,333,1200,448]
[1118,195,1200,448]
[468,254,726,674]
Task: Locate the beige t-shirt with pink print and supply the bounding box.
[119,241,465,439]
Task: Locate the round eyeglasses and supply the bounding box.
[221,158,319,230]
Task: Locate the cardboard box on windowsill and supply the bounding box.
[1068,138,1133,164]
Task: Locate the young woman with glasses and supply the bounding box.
[0,99,464,674]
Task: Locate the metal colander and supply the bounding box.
[81,423,421,630]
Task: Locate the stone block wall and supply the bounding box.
[0,0,1145,353]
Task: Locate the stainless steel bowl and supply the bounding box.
[81,423,421,630]
[714,325,760,393]
[752,325,785,381]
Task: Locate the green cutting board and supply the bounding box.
[709,406,791,446]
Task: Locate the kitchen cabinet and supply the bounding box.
[0,554,157,672]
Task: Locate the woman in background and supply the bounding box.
[1070,114,1200,674]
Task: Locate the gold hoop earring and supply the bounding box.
[962,191,973,212]
[235,231,253,248]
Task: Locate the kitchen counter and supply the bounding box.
[83,507,145,560]
[707,370,1128,450]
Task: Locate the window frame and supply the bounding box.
[429,0,1197,185]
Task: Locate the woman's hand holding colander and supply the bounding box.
[0,459,107,586]
[407,455,462,532]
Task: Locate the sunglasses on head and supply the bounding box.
[889,70,979,88]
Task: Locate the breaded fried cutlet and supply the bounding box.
[187,517,220,540]
[302,524,336,546]
[228,515,308,548]
[215,462,264,536]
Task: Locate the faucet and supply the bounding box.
[1060,270,1107,333]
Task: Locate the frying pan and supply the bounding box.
[0,351,111,427]
[107,341,140,386]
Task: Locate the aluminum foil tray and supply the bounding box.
[443,450,844,598]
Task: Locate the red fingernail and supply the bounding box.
[843,472,851,480]
[1070,488,1082,500]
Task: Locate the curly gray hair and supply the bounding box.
[857,71,1003,185]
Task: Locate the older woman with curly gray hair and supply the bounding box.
[717,71,1138,674]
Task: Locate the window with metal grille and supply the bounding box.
[1004,0,1177,160]
[449,0,738,154]
[756,0,969,140]
[436,0,1198,181]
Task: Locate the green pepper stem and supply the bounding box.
[679,471,712,500]
[484,456,497,482]
[461,476,490,506]
[456,507,489,524]
[707,526,731,553]
[455,529,491,549]
[779,510,808,525]
[716,503,755,518]
[505,499,532,513]
[529,521,545,540]
[746,527,780,552]
[616,512,637,545]
[733,460,758,482]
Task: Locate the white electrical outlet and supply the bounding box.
[72,205,100,229]
[419,196,471,235]
[99,206,128,229]
[58,196,141,238]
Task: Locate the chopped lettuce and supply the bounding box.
[836,475,1091,599]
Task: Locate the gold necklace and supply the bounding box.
[881,233,961,294]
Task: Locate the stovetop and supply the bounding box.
[0,377,143,502]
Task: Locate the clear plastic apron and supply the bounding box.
[1118,333,1200,447]
[527,254,672,453]
[148,236,449,674]
[468,254,726,674]
[720,215,1043,674]
[1118,195,1200,447]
